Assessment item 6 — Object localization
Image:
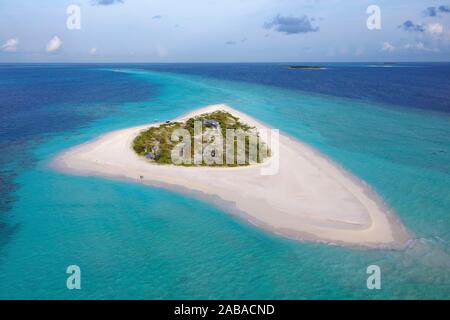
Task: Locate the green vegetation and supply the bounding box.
[133,110,271,166]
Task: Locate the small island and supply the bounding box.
[53,104,409,248]
[288,65,324,69]
[133,110,271,166]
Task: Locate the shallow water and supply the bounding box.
[0,64,449,299]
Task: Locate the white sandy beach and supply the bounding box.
[53,104,410,248]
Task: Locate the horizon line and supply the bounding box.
[1,61,450,64]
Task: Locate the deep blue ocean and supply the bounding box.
[0,63,449,299]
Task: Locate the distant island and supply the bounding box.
[288,66,324,69]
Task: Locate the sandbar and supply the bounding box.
[53,104,410,248]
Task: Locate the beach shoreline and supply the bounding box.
[52,104,410,249]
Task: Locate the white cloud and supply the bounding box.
[90,47,98,55]
[2,38,19,52]
[404,42,439,52]
[427,23,444,35]
[46,36,62,53]
[381,42,395,52]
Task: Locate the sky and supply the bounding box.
[0,0,449,62]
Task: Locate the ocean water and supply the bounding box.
[0,63,449,299]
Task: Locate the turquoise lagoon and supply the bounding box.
[0,66,449,299]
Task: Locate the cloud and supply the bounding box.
[399,20,426,32]
[381,41,439,53]
[404,42,439,52]
[424,5,450,16]
[427,23,444,35]
[91,0,123,5]
[264,14,318,35]
[152,15,162,19]
[424,7,438,16]
[90,48,98,55]
[381,42,395,52]
[438,5,450,13]
[1,38,19,52]
[46,36,62,53]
